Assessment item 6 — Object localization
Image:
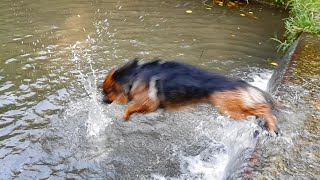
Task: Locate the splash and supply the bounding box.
[69,40,113,137]
[248,69,273,91]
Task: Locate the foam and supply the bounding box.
[248,70,273,91]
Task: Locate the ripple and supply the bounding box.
[0,95,17,108]
[34,100,64,115]
[34,56,49,60]
[0,83,14,92]
[5,58,17,64]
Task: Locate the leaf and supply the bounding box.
[270,62,278,66]
[227,2,237,8]
[240,13,246,17]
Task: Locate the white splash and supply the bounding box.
[69,41,113,137]
[180,153,229,180]
[248,70,273,91]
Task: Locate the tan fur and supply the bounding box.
[209,90,277,132]
[123,83,160,120]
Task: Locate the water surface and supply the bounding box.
[0,0,305,179]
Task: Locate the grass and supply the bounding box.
[274,0,320,51]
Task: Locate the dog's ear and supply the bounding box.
[116,58,139,74]
[107,69,116,81]
[101,69,117,87]
[114,59,139,79]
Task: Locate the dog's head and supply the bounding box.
[99,59,139,104]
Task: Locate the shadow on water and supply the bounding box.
[3,0,317,179]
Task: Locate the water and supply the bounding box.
[2,0,313,179]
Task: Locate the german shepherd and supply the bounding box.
[99,59,278,134]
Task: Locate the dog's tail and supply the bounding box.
[241,84,280,109]
[250,85,292,114]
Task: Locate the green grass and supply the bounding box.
[275,0,320,51]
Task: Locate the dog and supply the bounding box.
[99,58,278,134]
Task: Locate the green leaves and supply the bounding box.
[273,0,320,51]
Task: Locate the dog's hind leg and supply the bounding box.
[237,86,278,133]
[209,90,278,134]
[245,103,278,134]
[123,80,160,120]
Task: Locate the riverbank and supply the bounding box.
[262,32,320,179]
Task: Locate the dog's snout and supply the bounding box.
[104,98,113,104]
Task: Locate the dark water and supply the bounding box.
[2,0,313,179]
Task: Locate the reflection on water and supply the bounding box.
[2,0,315,179]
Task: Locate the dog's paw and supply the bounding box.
[267,127,281,137]
[123,112,130,121]
[266,123,280,136]
[268,130,278,137]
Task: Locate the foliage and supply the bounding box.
[274,0,320,51]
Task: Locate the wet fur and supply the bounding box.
[100,59,278,133]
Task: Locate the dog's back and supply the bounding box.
[129,60,248,101]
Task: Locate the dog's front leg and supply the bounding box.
[123,103,158,120]
[124,80,161,120]
[123,104,146,120]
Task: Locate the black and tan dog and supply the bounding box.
[99,59,278,134]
